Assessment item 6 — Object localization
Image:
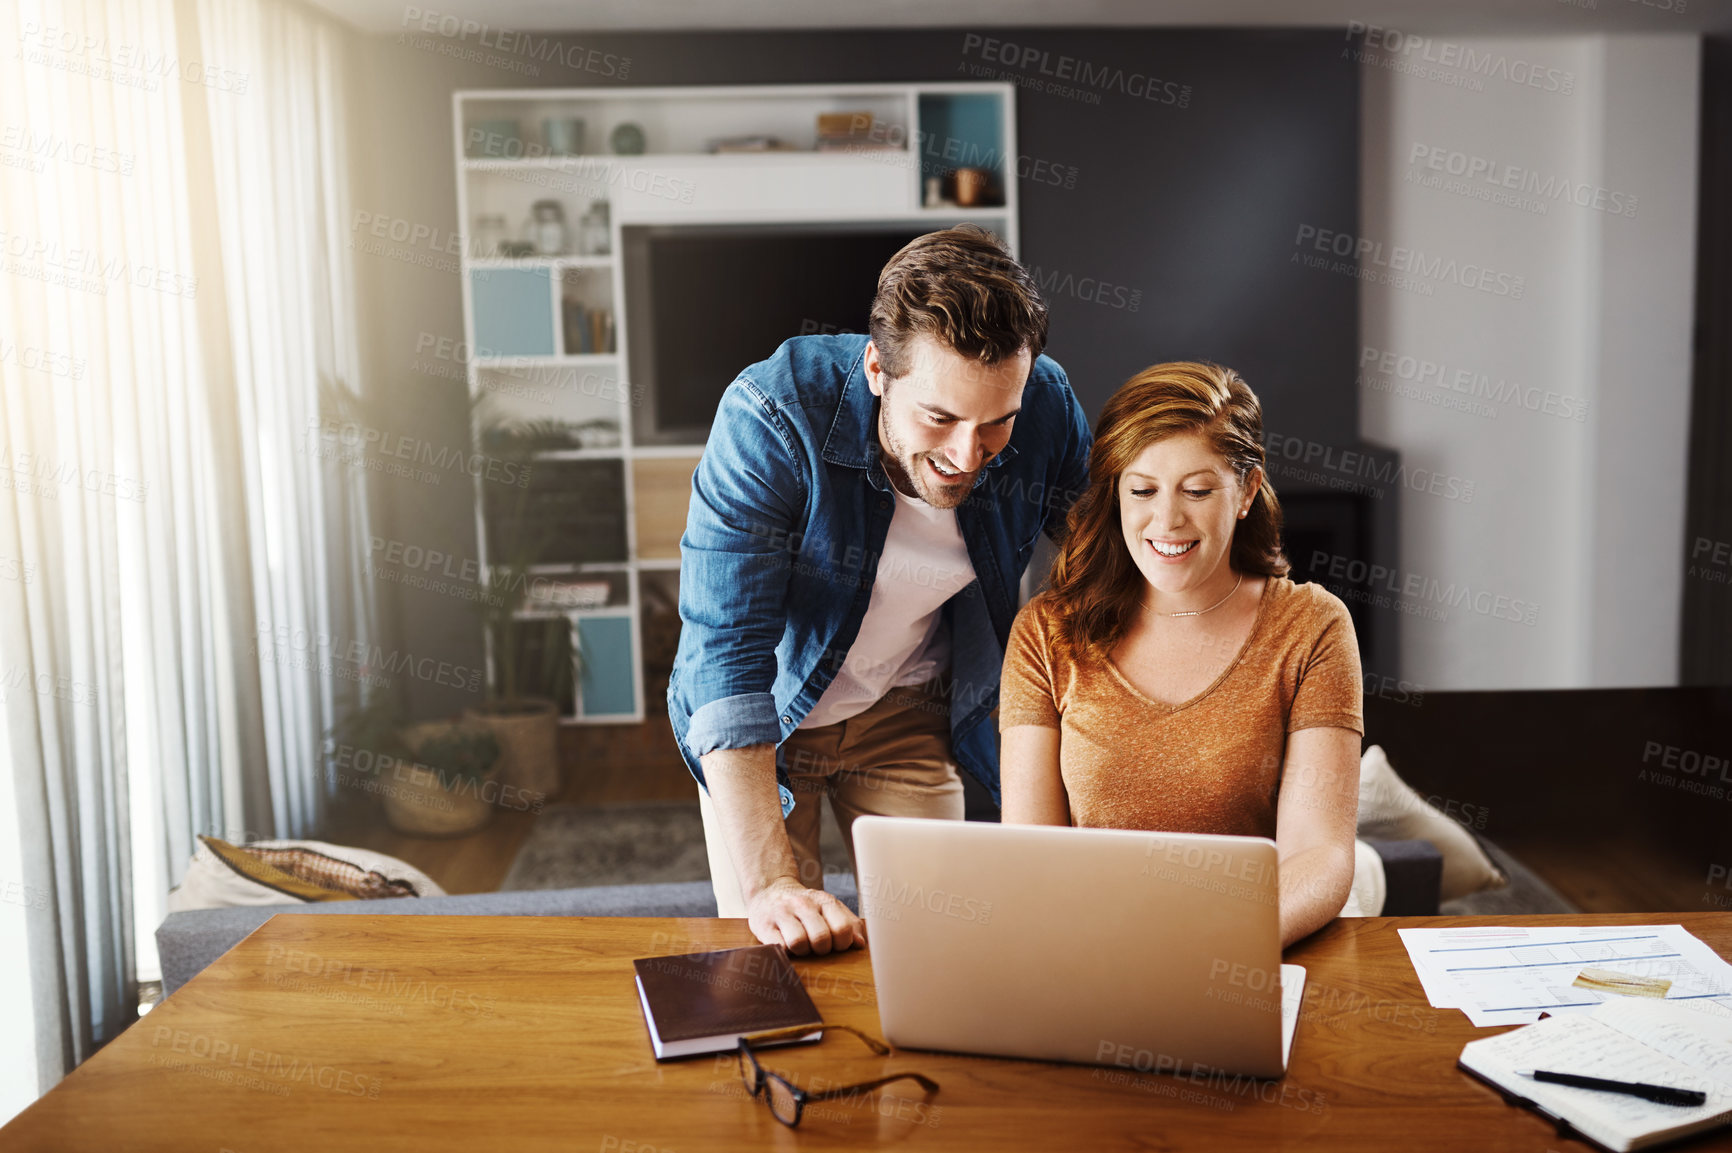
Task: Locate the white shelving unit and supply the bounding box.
[453,82,1019,724]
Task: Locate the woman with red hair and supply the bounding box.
[999,361,1363,947]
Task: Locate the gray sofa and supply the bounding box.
[156,874,861,997]
[155,837,1483,998]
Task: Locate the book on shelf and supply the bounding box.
[1458,996,1732,1152]
[708,134,802,153]
[633,943,823,1060]
[815,137,906,152]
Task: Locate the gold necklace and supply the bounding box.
[1146,571,1244,619]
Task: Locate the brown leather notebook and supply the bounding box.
[632,944,823,1059]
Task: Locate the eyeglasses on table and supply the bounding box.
[735,1023,941,1128]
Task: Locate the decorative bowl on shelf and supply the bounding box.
[609,121,646,155]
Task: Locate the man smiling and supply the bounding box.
[668,225,1091,954]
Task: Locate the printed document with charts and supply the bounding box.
[1398,924,1732,1027]
[1458,996,1732,1152]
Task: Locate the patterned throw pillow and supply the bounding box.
[205,837,422,900]
[166,837,446,911]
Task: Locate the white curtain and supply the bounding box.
[0,0,369,1119]
[193,0,371,840]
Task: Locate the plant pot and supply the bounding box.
[463,697,561,800]
[381,720,497,837]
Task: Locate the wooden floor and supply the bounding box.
[1492,832,1725,915]
[320,718,1723,913]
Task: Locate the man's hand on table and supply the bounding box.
[746,877,867,955]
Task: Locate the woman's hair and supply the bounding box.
[1045,361,1289,660]
[868,224,1048,378]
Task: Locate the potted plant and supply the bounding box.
[463,405,577,801]
[384,720,503,836]
[325,696,503,837]
[465,568,572,801]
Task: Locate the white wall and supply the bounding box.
[1359,34,1699,690]
[0,706,41,1124]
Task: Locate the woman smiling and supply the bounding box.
[999,361,1363,947]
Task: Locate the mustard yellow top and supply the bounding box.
[998,576,1364,838]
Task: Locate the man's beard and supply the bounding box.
[878,407,979,509]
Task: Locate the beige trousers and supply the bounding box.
[698,679,967,917]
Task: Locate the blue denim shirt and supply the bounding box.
[666,333,1091,814]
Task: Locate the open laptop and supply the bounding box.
[851,815,1305,1079]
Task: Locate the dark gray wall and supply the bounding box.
[346,28,1361,720]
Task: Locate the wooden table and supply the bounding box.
[6,912,1732,1151]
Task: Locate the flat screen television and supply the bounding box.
[623,222,929,446]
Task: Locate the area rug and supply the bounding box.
[498,799,852,891]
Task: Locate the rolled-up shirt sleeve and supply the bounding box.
[676,377,807,765]
[685,692,781,762]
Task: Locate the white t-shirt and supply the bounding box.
[798,485,977,729]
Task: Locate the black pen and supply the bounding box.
[1516,1069,1707,1106]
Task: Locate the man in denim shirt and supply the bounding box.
[668,226,1091,954]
